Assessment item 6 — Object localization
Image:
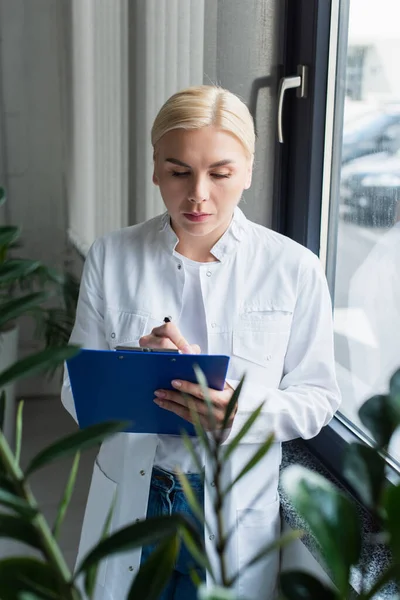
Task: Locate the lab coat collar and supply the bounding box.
[158,205,248,262]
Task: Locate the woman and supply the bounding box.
[62,85,341,600]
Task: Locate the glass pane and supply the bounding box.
[330,0,400,464]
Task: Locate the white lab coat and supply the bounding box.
[61,207,340,600]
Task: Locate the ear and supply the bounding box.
[152,169,159,186]
[243,156,254,190]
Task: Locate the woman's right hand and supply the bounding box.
[139,321,201,354]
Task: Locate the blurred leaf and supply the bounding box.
[198,583,235,600]
[359,394,399,448]
[0,515,40,549]
[26,420,127,476]
[389,368,400,418]
[282,465,361,596]
[0,557,62,600]
[223,403,264,461]
[342,443,386,509]
[0,226,21,249]
[230,529,303,586]
[0,346,80,390]
[0,187,5,207]
[179,526,212,577]
[221,375,245,431]
[181,431,204,474]
[184,394,213,459]
[0,489,37,520]
[0,390,5,431]
[383,483,400,563]
[224,433,274,495]
[176,469,205,523]
[53,452,80,540]
[84,487,117,597]
[280,571,338,600]
[193,365,217,432]
[0,292,50,330]
[127,535,180,600]
[15,400,24,465]
[77,514,196,576]
[0,260,42,285]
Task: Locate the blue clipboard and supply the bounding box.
[66,348,230,436]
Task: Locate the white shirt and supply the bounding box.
[154,252,208,473]
[61,207,341,600]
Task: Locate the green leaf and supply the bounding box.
[221,375,245,431]
[0,346,80,390]
[179,527,213,577]
[0,292,50,330]
[127,535,180,600]
[197,584,236,600]
[223,403,265,461]
[281,465,361,596]
[26,420,127,476]
[0,226,21,249]
[181,431,204,474]
[0,557,62,600]
[0,260,42,285]
[0,187,5,207]
[280,570,338,600]
[383,483,400,563]
[0,489,37,520]
[193,364,217,433]
[0,514,40,549]
[183,394,213,459]
[358,394,399,448]
[77,514,195,576]
[230,529,303,586]
[0,390,5,431]
[84,487,117,597]
[224,433,274,495]
[15,400,24,465]
[342,443,386,510]
[53,451,80,540]
[389,368,400,418]
[176,469,205,523]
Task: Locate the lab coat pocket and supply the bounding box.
[105,309,148,348]
[236,498,280,600]
[233,310,292,368]
[75,460,117,587]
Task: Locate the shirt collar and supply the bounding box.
[158,206,248,262]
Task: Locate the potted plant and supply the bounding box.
[0,186,79,445]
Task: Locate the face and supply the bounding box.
[152,126,253,242]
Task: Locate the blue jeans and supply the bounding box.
[140,466,206,600]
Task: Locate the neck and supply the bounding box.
[172,215,232,262]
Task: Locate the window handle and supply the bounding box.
[277,65,308,143]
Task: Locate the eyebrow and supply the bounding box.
[165,158,235,168]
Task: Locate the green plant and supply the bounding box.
[280,367,400,600]
[0,187,79,368]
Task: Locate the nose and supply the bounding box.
[188,175,208,203]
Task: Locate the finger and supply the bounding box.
[171,380,229,408]
[150,322,193,353]
[138,334,178,350]
[154,389,210,416]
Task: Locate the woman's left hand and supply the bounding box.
[153,380,236,430]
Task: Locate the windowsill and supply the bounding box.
[280,439,397,599]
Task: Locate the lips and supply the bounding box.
[183,213,212,222]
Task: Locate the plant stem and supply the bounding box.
[213,456,229,588]
[0,431,72,585]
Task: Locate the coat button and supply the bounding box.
[129,566,134,572]
[209,534,215,540]
[211,323,217,328]
[177,264,182,270]
[211,481,216,487]
[140,470,146,476]
[206,270,212,277]
[111,332,116,339]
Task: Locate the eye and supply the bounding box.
[211,173,230,179]
[172,171,190,177]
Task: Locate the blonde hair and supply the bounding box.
[151,85,255,158]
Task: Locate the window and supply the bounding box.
[326,0,400,468]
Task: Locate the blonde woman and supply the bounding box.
[62,85,340,600]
